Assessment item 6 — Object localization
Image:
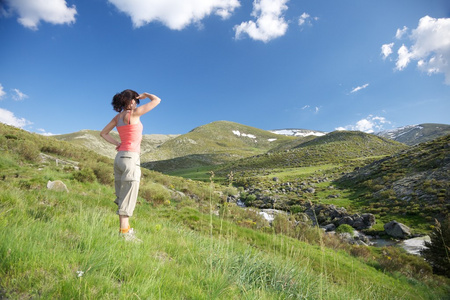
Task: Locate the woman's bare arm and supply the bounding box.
[100,115,121,149]
[134,93,161,117]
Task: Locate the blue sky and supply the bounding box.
[1,0,449,135]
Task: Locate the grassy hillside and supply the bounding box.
[54,129,179,159]
[337,134,450,229]
[143,121,296,172]
[217,130,408,174]
[1,123,449,298]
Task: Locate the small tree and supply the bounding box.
[421,217,450,277]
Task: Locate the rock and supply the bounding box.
[353,217,365,230]
[327,194,340,198]
[384,220,411,239]
[321,223,336,232]
[47,180,69,192]
[296,213,310,223]
[305,187,315,194]
[338,216,354,226]
[361,213,376,228]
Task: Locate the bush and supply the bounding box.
[336,224,354,236]
[140,183,171,204]
[379,246,432,279]
[290,205,303,214]
[92,163,113,185]
[73,168,96,183]
[224,186,238,196]
[7,139,40,163]
[421,217,450,277]
[243,194,256,205]
[272,214,293,235]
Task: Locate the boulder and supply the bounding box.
[361,213,376,228]
[338,216,354,226]
[321,223,336,232]
[384,220,411,239]
[352,216,365,230]
[305,187,316,194]
[47,180,69,192]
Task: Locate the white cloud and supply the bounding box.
[0,108,32,128]
[2,0,77,30]
[298,12,309,26]
[298,12,318,27]
[11,89,28,101]
[234,0,288,43]
[381,43,394,59]
[315,106,319,113]
[386,16,450,84]
[108,0,240,30]
[301,105,310,110]
[336,115,390,133]
[395,44,411,70]
[350,83,369,94]
[395,26,408,39]
[37,128,56,136]
[0,84,5,100]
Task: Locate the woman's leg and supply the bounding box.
[119,215,130,231]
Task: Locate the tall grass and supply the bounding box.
[1,171,449,299]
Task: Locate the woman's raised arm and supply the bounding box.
[134,93,161,117]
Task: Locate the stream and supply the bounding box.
[256,208,430,256]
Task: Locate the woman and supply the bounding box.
[100,89,161,242]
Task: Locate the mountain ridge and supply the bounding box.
[375,123,450,145]
[53,121,449,173]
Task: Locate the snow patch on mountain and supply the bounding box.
[270,129,327,137]
[376,125,422,139]
[232,130,256,139]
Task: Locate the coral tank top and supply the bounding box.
[116,110,143,153]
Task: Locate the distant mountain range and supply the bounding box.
[375,123,450,145]
[271,123,450,146]
[54,121,449,173]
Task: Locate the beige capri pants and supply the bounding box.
[114,151,141,217]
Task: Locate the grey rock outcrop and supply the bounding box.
[384,220,411,239]
[304,204,375,230]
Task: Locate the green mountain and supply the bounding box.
[220,130,408,172]
[142,121,296,172]
[376,123,450,145]
[1,123,449,299]
[54,129,179,159]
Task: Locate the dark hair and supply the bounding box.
[111,89,140,112]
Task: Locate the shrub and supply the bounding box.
[290,205,303,214]
[224,186,238,196]
[378,246,432,279]
[349,245,372,260]
[92,163,113,185]
[243,194,256,205]
[6,139,40,163]
[140,183,171,204]
[336,224,354,236]
[272,214,293,235]
[73,168,96,183]
[421,217,450,277]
